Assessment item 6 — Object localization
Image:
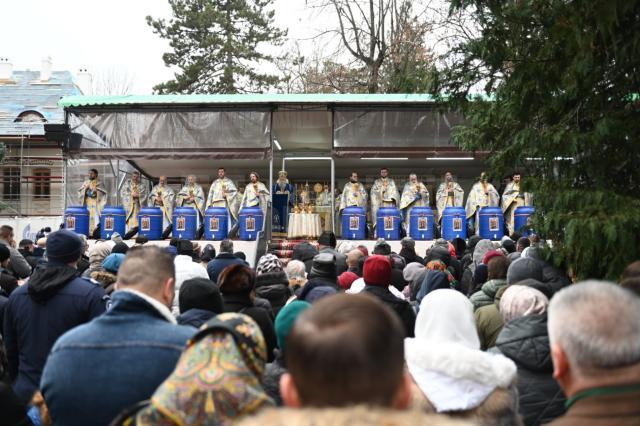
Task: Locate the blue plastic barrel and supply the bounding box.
[100,206,126,240]
[376,207,401,240]
[138,207,163,240]
[64,206,90,237]
[239,207,264,241]
[341,206,366,240]
[205,207,229,240]
[409,207,434,241]
[173,207,198,240]
[442,206,467,240]
[514,206,535,236]
[479,206,504,240]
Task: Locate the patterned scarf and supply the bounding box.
[135,313,273,425]
[426,260,457,288]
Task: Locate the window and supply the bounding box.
[2,167,21,201]
[14,110,46,123]
[33,168,51,199]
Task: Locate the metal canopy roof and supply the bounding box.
[59,93,439,108]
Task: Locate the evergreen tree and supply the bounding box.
[432,1,640,280]
[147,0,286,94]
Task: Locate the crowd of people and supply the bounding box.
[1,224,639,425]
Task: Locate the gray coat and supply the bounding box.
[0,239,31,279]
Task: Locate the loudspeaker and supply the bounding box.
[44,123,70,141]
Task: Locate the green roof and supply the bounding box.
[59,93,439,108]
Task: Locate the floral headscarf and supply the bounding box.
[256,254,283,275]
[135,313,273,425]
[426,260,457,287]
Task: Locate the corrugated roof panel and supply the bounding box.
[59,93,439,108]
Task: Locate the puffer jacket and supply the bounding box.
[254,271,291,316]
[470,278,507,311]
[493,313,566,425]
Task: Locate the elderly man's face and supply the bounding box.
[159,176,167,185]
[410,175,417,183]
[188,175,196,185]
[218,169,225,179]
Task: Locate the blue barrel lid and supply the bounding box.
[479,206,503,214]
[239,206,263,215]
[174,206,197,214]
[205,206,229,213]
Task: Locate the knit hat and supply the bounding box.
[483,249,505,265]
[102,253,125,273]
[507,251,521,262]
[499,285,549,323]
[403,262,425,283]
[179,277,224,314]
[0,245,10,262]
[401,237,415,249]
[317,231,337,248]
[256,253,283,275]
[274,301,311,354]
[373,239,391,255]
[46,229,83,264]
[111,242,129,254]
[337,271,359,290]
[363,255,392,286]
[305,286,338,303]
[309,252,336,279]
[506,257,544,285]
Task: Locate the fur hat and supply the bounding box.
[309,252,336,280]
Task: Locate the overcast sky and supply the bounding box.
[0,0,330,94]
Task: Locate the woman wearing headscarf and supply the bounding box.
[82,240,114,278]
[91,253,125,295]
[405,289,520,425]
[460,239,494,295]
[254,254,291,316]
[414,260,458,304]
[132,313,274,425]
[492,285,565,425]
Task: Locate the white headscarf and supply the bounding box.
[472,239,494,269]
[500,285,549,323]
[405,289,517,412]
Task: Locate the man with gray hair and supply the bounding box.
[206,239,245,283]
[547,281,640,424]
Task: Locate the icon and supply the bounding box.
[176,216,186,231]
[349,216,359,230]
[489,216,500,231]
[210,217,219,232]
[141,217,150,231]
[453,217,462,231]
[418,217,428,231]
[104,216,114,231]
[66,216,76,230]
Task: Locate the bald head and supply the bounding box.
[548,281,640,372]
[116,246,175,305]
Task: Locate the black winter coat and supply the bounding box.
[222,293,277,362]
[255,271,291,316]
[363,285,415,337]
[493,313,566,425]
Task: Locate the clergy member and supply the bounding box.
[435,171,464,222]
[176,174,206,225]
[339,171,368,212]
[120,170,148,236]
[205,167,239,224]
[78,168,107,235]
[272,170,294,233]
[240,171,270,217]
[148,175,175,233]
[501,172,533,235]
[370,168,400,232]
[465,171,500,234]
[399,173,430,231]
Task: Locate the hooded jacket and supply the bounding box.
[3,263,106,402]
[493,313,566,425]
[470,278,508,311]
[255,271,291,316]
